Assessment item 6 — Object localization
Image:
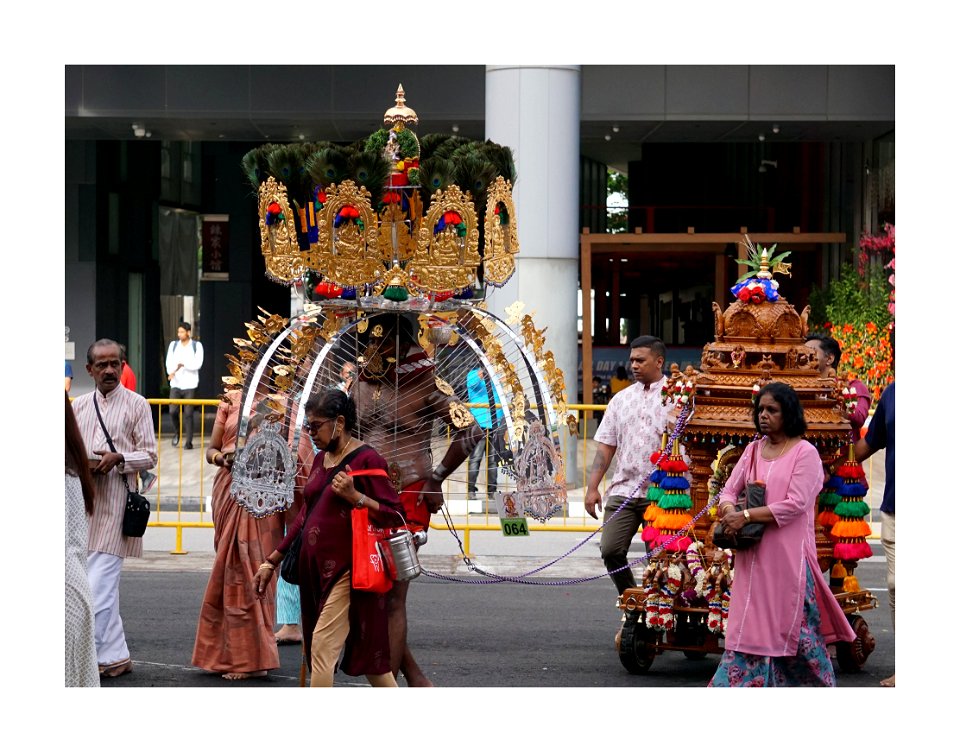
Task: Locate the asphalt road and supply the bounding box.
[101,553,893,689]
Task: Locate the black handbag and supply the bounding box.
[93,395,152,538]
[712,443,766,550]
[280,531,301,585]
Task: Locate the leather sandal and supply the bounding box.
[99,658,133,678]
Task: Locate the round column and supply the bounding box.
[484,64,582,492]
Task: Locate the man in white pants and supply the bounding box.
[72,339,157,678]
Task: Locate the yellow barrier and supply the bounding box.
[141,399,882,556]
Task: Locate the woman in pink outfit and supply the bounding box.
[710,382,856,687]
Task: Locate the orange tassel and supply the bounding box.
[643,503,661,522]
[831,562,847,579]
[843,575,861,593]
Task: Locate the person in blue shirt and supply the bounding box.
[465,368,503,501]
[854,381,895,687]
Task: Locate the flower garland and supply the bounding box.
[658,561,682,631]
[641,562,664,631]
[700,548,734,635]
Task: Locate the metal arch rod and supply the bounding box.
[236,316,307,446]
[443,315,516,455]
[470,308,561,441]
[291,314,360,440]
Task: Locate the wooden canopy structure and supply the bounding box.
[579,228,846,391]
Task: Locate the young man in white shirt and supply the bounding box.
[165,322,204,449]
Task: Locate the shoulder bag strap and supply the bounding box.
[92,394,131,493]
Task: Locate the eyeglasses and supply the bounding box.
[304,418,334,434]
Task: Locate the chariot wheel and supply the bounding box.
[617,613,657,674]
[835,615,876,672]
[682,650,708,660]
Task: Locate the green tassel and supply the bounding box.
[834,500,870,518]
[646,487,663,503]
[819,491,841,508]
[658,492,692,510]
[383,285,408,302]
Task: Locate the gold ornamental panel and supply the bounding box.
[309,180,383,288]
[258,177,305,284]
[409,186,481,293]
[482,177,520,285]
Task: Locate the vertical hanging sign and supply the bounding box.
[201,214,230,281]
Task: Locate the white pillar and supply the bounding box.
[484,64,581,409]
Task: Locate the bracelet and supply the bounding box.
[355,494,366,509]
[212,451,223,466]
[258,561,275,571]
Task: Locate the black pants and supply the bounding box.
[168,387,196,444]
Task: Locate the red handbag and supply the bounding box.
[348,469,393,593]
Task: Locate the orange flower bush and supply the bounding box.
[809,226,895,402]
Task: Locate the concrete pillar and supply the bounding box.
[484,65,581,484]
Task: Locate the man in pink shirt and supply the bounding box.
[585,335,670,595]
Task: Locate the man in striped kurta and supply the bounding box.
[72,339,157,678]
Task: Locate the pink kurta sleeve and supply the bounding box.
[768,442,823,527]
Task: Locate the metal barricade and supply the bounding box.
[140,400,881,556]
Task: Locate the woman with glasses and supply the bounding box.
[191,385,313,681]
[253,388,404,687]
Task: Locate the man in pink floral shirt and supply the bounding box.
[585,335,670,595]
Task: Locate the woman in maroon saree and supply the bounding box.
[254,389,404,687]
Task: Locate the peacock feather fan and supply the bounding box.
[417,155,456,208]
[480,140,517,185]
[241,143,276,193]
[425,134,472,161]
[266,144,312,204]
[348,148,391,205]
[453,149,498,212]
[306,145,351,190]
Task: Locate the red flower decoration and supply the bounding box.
[443,211,463,225]
[316,191,327,203]
[433,290,453,302]
[750,289,766,304]
[267,202,281,214]
[737,288,751,302]
[383,191,402,204]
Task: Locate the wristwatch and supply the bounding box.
[743,509,752,522]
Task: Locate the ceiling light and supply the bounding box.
[758,134,765,142]
[604,134,612,141]
[451,124,460,133]
[612,125,620,133]
[772,124,780,134]
[132,123,146,138]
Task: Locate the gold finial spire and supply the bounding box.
[383,84,419,128]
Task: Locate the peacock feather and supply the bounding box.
[266,144,311,203]
[453,150,497,211]
[480,141,517,184]
[348,148,391,205]
[306,145,350,190]
[417,155,455,208]
[241,143,276,193]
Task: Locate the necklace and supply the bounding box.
[762,438,790,460]
[325,437,354,468]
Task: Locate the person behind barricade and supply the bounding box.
[709,382,856,687]
[253,389,404,687]
[609,365,631,396]
[71,339,158,678]
[191,384,314,680]
[853,380,895,687]
[465,367,504,501]
[165,321,204,449]
[584,335,670,596]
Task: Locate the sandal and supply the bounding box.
[100,658,133,678]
